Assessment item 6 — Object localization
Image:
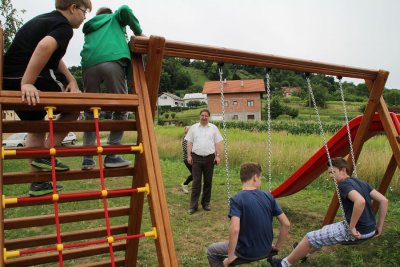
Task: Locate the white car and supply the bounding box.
[2,133,28,148]
[2,132,77,148]
[62,132,77,145]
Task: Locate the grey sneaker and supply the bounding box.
[104,155,130,168]
[82,157,96,170]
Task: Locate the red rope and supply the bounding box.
[48,114,64,267]
[94,115,115,266]
[10,146,136,156]
[18,231,148,256]
[16,188,140,204]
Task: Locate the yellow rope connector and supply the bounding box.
[101,190,108,197]
[4,248,20,261]
[137,183,150,195]
[90,107,101,119]
[2,147,16,159]
[52,194,59,202]
[144,227,157,239]
[131,143,143,154]
[45,106,56,119]
[2,195,18,208]
[107,236,114,244]
[56,243,64,252]
[97,146,103,154]
[49,148,56,156]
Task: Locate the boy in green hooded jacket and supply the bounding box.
[80,5,144,170]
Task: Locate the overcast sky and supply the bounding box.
[10,0,400,89]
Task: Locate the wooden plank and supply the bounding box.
[5,225,128,250]
[2,120,137,133]
[0,91,139,112]
[132,55,178,266]
[1,26,5,267]
[77,257,125,267]
[372,155,397,213]
[130,36,379,80]
[144,36,166,118]
[4,206,129,230]
[3,167,135,185]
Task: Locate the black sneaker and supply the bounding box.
[82,157,96,170]
[31,157,70,171]
[29,182,63,196]
[271,258,283,267]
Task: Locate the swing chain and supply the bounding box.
[219,65,231,206]
[306,77,354,241]
[338,78,358,177]
[265,71,272,192]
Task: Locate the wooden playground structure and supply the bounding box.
[0,26,399,266]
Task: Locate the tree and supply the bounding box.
[269,97,284,119]
[1,0,25,51]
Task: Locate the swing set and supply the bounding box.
[0,28,399,266]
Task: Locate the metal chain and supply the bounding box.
[265,72,272,192]
[219,66,231,206]
[338,78,358,177]
[306,77,354,241]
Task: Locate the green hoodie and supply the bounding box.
[80,5,142,69]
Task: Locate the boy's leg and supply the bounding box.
[286,236,314,265]
[207,241,228,267]
[82,67,102,168]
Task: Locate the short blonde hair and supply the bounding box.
[56,0,92,11]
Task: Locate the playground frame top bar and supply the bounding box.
[130,36,381,81]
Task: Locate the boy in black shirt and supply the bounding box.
[3,0,92,196]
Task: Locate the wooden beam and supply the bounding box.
[0,91,139,112]
[130,36,379,80]
[143,36,166,118]
[372,155,397,213]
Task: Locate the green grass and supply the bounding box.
[2,127,399,266]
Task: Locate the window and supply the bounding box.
[247,115,255,120]
[233,115,238,120]
[224,101,229,107]
[233,100,238,105]
[247,100,254,107]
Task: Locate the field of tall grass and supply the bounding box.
[2,126,399,266]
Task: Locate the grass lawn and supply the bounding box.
[2,127,399,266]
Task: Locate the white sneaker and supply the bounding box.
[181,183,189,194]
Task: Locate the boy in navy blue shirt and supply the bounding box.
[207,162,290,267]
[273,157,388,267]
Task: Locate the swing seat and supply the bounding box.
[229,249,278,266]
[340,235,373,246]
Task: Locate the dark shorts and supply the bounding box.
[3,71,66,120]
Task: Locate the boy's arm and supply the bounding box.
[21,36,58,106]
[115,5,143,35]
[58,60,80,93]
[369,189,388,237]
[223,216,240,266]
[273,213,290,251]
[347,190,366,239]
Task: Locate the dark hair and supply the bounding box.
[240,162,262,183]
[199,109,210,116]
[328,157,350,174]
[96,7,112,15]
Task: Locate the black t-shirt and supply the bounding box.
[4,10,73,78]
[339,177,376,234]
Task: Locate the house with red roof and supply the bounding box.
[202,79,265,121]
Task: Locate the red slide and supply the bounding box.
[272,112,400,198]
